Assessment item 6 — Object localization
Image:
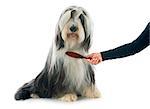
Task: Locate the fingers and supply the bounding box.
[90,58,100,65]
[85,53,102,65]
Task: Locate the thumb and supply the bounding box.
[85,58,92,63]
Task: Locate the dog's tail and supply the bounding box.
[15,80,35,100]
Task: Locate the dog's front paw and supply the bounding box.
[83,86,101,98]
[59,94,77,102]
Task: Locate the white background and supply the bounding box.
[0,0,149,109]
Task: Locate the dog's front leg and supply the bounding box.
[82,85,101,98]
[58,93,78,102]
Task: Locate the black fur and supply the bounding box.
[79,14,86,37]
[81,35,91,52]
[88,65,95,84]
[15,59,95,100]
[79,14,91,51]
[55,27,64,50]
[71,10,76,18]
[15,6,94,100]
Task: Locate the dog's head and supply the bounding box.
[55,6,92,51]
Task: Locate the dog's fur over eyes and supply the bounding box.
[15,6,100,102]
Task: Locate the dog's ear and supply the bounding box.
[55,26,64,50]
[81,35,91,52]
[79,14,92,52]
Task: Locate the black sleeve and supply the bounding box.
[101,22,150,61]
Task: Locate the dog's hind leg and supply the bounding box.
[15,65,50,100]
[15,79,35,100]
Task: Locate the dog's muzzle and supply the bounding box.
[67,33,79,40]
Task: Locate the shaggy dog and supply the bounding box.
[15,6,100,102]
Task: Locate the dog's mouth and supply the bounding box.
[67,33,79,39]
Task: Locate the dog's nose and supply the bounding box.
[70,25,78,32]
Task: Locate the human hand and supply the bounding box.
[85,53,102,65]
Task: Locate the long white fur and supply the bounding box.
[15,6,100,101]
[47,6,93,93]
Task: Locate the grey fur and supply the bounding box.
[15,6,95,100]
